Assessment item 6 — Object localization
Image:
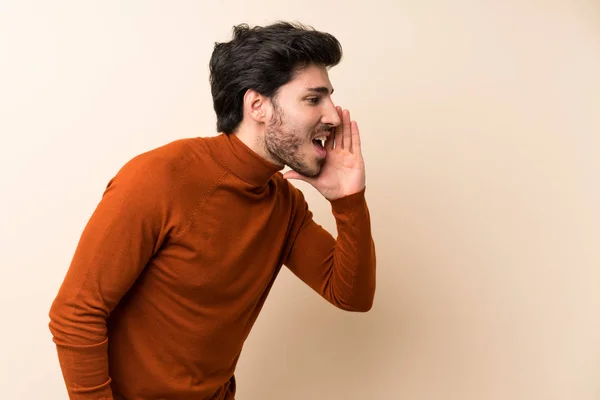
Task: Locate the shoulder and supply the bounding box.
[119,138,198,172]
[101,137,224,234]
[103,137,226,217]
[111,136,220,188]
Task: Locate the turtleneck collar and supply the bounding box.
[208,132,284,187]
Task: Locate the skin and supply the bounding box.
[235,63,366,201]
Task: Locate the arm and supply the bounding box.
[283,106,376,311]
[284,187,376,311]
[48,154,173,399]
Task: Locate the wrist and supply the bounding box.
[329,186,367,205]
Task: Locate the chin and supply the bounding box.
[296,159,324,178]
[304,168,321,178]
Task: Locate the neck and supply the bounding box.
[208,130,285,188]
[232,125,283,168]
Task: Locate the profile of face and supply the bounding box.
[263,64,341,177]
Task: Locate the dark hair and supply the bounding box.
[209,21,343,133]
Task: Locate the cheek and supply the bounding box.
[278,107,320,137]
[297,114,321,133]
[284,115,314,134]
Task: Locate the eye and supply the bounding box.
[307,97,321,105]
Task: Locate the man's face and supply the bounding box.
[263,64,341,177]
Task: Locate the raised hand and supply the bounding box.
[284,106,366,201]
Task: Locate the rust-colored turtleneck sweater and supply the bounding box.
[48,132,376,400]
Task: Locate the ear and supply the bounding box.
[243,89,269,123]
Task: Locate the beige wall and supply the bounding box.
[1,1,599,399]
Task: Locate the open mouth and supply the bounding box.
[312,136,327,148]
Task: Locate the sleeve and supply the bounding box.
[283,186,376,312]
[48,155,174,399]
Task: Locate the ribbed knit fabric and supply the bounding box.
[49,133,376,399]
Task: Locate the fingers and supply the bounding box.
[332,106,360,153]
[326,123,335,151]
[351,120,361,154]
[327,106,342,151]
[334,106,343,149]
[342,109,351,152]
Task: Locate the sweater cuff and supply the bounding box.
[329,186,367,213]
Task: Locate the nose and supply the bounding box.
[322,101,341,127]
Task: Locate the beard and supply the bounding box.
[263,104,328,178]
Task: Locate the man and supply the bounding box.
[49,21,376,400]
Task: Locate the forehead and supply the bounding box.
[285,64,334,93]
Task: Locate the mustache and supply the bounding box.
[314,124,334,134]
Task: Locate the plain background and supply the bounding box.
[1,1,599,399]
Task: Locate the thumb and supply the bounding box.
[282,170,314,184]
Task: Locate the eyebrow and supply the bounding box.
[306,86,334,95]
